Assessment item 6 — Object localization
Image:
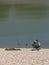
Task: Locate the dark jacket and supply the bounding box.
[32,41,40,48]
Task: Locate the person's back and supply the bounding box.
[32,40,40,50]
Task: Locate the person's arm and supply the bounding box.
[38,42,40,46]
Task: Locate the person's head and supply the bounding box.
[36,40,38,42]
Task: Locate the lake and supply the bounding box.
[0,4,49,48]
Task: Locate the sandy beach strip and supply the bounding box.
[0,48,49,65]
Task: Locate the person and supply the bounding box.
[32,40,40,50]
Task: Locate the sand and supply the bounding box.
[0,48,49,65]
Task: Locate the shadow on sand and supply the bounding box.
[31,47,41,51]
[5,48,21,51]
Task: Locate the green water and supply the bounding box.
[0,4,49,48]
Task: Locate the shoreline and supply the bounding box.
[0,48,49,65]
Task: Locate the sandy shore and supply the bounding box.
[0,48,49,65]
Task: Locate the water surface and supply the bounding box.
[0,4,49,48]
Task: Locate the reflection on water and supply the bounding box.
[0,4,49,20]
[15,4,49,19]
[0,4,49,48]
[0,4,10,21]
